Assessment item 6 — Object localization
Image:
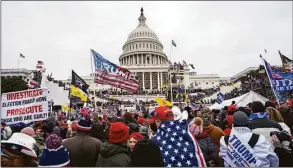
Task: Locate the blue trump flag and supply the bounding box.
[216,92,224,104]
[262,57,293,103]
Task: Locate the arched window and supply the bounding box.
[139,43,141,48]
[130,45,131,50]
[143,43,145,48]
[136,44,138,49]
[147,44,148,48]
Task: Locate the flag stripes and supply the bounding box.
[266,61,283,79]
[92,49,139,93]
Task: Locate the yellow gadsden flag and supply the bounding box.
[70,85,88,102]
[154,97,173,107]
[62,105,70,112]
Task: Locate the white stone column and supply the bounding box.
[157,72,160,89]
[137,55,138,65]
[142,72,145,90]
[150,72,153,90]
[160,72,163,88]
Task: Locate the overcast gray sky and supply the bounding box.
[2,1,292,80]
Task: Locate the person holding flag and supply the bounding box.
[151,106,207,167]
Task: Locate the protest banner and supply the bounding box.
[1,88,49,124]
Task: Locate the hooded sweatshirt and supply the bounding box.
[96,141,131,167]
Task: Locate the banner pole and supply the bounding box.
[17,56,20,69]
[90,50,96,112]
[170,42,173,103]
[260,55,280,105]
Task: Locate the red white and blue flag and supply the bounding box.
[262,56,293,103]
[91,49,139,93]
[152,119,206,167]
[263,60,283,79]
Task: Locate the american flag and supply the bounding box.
[91,49,139,93]
[263,58,283,79]
[189,103,200,111]
[152,119,206,167]
[36,61,44,69]
[27,79,38,88]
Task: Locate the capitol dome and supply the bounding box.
[119,8,168,66]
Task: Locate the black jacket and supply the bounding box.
[250,119,283,140]
[96,142,131,167]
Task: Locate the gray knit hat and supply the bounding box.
[233,111,249,126]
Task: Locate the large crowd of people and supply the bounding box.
[1,98,293,167]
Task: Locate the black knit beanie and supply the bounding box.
[131,139,164,167]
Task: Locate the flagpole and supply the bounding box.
[170,41,173,102]
[90,49,96,112]
[17,56,20,69]
[260,54,280,105]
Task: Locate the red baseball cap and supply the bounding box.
[154,106,174,121]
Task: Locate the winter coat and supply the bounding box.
[96,141,131,167]
[33,136,45,157]
[274,147,293,167]
[219,127,279,167]
[204,124,226,152]
[250,119,283,141]
[62,132,102,167]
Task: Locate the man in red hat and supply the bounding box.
[153,106,174,128]
[221,104,237,135]
[96,122,131,167]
